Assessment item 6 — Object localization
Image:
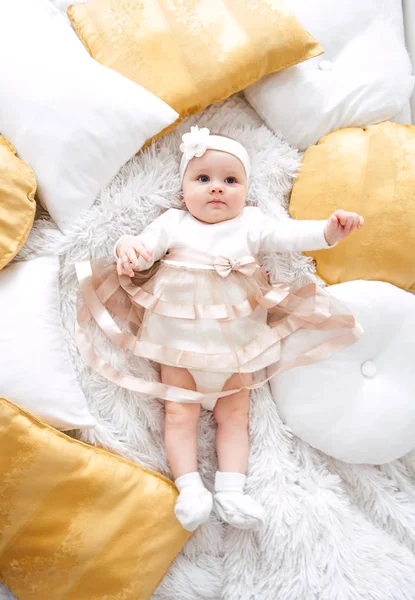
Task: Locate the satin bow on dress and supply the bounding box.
[213,256,258,278]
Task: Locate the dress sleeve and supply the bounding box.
[113,209,177,270]
[251,210,333,253]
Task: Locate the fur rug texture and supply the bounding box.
[2,2,415,599]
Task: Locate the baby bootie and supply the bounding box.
[174,472,213,532]
[214,471,265,529]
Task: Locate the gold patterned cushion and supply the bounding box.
[0,137,36,271]
[67,0,323,133]
[289,121,415,292]
[0,396,190,600]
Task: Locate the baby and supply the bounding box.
[80,127,363,532]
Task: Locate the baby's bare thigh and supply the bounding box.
[160,365,197,390]
[222,372,253,392]
[160,365,200,417]
[214,372,252,419]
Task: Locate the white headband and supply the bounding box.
[179,126,250,182]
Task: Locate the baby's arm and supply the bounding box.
[254,209,363,253]
[114,209,175,276]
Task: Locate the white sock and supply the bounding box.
[174,472,213,532]
[214,471,265,530]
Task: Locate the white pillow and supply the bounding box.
[270,281,415,465]
[0,256,96,431]
[0,0,178,232]
[245,0,415,150]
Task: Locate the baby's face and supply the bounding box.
[181,150,247,224]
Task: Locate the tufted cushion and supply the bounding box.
[0,396,190,600]
[244,0,414,150]
[0,136,36,271]
[288,121,415,292]
[270,281,415,465]
[67,0,322,136]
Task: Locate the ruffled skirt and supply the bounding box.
[76,249,362,404]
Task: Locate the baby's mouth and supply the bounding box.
[208,199,225,204]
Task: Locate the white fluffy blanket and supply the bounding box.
[2,4,415,598]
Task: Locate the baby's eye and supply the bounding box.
[198,175,210,182]
[225,177,236,184]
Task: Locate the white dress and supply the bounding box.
[76,207,362,409]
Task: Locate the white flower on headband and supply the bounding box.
[179,126,210,161]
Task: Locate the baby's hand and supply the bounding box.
[324,209,364,246]
[115,235,152,277]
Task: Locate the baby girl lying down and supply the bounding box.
[77,126,363,532]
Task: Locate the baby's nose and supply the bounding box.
[210,183,224,193]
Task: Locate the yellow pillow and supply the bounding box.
[289,121,415,292]
[67,0,323,132]
[0,137,36,271]
[0,396,190,600]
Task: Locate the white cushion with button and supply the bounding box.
[270,280,415,465]
[317,59,333,72]
[244,0,414,150]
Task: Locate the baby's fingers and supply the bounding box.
[344,215,356,232]
[347,213,364,232]
[127,248,140,269]
[333,209,349,227]
[133,240,151,262]
[117,258,128,276]
[336,211,361,232]
[328,213,339,227]
[118,255,134,277]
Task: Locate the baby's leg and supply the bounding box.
[162,365,200,480]
[213,373,264,529]
[214,373,252,474]
[161,365,212,531]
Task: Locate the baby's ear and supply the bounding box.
[179,190,185,204]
